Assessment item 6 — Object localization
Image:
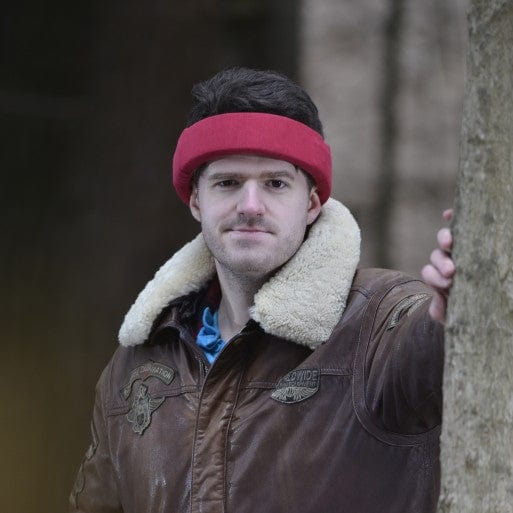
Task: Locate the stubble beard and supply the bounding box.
[201,209,310,281]
[202,225,306,281]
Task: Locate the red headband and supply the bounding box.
[172,112,332,204]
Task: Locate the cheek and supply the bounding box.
[279,210,309,248]
[198,208,228,238]
[198,194,231,216]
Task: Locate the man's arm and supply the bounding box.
[363,210,455,434]
[421,209,455,324]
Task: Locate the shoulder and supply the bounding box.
[351,268,431,295]
[349,267,433,314]
[345,267,437,342]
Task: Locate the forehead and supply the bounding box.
[203,154,297,176]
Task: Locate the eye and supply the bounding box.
[268,179,287,189]
[215,179,237,188]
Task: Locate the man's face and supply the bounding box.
[189,154,321,279]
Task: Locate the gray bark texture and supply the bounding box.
[438,1,513,512]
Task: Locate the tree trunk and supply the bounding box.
[439,1,513,512]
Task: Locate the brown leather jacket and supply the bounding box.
[70,201,443,513]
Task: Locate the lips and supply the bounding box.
[227,224,273,234]
[231,228,269,233]
[229,230,272,237]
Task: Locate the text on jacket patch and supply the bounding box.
[120,361,176,400]
[271,368,320,404]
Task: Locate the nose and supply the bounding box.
[236,181,265,217]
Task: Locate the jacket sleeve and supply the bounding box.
[364,280,445,434]
[69,361,123,513]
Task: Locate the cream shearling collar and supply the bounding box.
[118,198,360,350]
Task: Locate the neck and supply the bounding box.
[215,264,267,342]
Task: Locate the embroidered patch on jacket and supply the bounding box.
[387,293,430,330]
[120,361,176,400]
[271,368,320,404]
[126,383,165,435]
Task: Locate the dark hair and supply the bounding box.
[186,67,324,137]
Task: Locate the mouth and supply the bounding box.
[232,228,269,233]
[227,227,273,238]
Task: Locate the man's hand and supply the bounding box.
[421,209,455,324]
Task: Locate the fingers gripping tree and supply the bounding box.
[438,1,513,512]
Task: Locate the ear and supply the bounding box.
[189,185,201,222]
[306,187,322,225]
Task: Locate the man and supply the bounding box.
[70,67,455,513]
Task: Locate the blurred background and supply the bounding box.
[1,0,466,511]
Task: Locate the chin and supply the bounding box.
[229,261,276,278]
[221,253,282,278]
[208,240,296,279]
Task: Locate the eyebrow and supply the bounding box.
[206,170,298,182]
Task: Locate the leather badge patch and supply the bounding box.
[271,368,320,404]
[386,293,430,330]
[120,361,176,400]
[126,383,165,435]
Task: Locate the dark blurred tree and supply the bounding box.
[375,0,405,268]
[438,1,513,511]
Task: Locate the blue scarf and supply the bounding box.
[196,307,226,363]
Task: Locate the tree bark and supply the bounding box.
[439,1,513,512]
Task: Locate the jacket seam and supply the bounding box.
[222,359,248,512]
[349,285,372,297]
[107,386,199,416]
[241,382,277,389]
[241,370,351,390]
[320,369,351,375]
[189,371,205,513]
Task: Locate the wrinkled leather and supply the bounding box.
[70,268,444,513]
